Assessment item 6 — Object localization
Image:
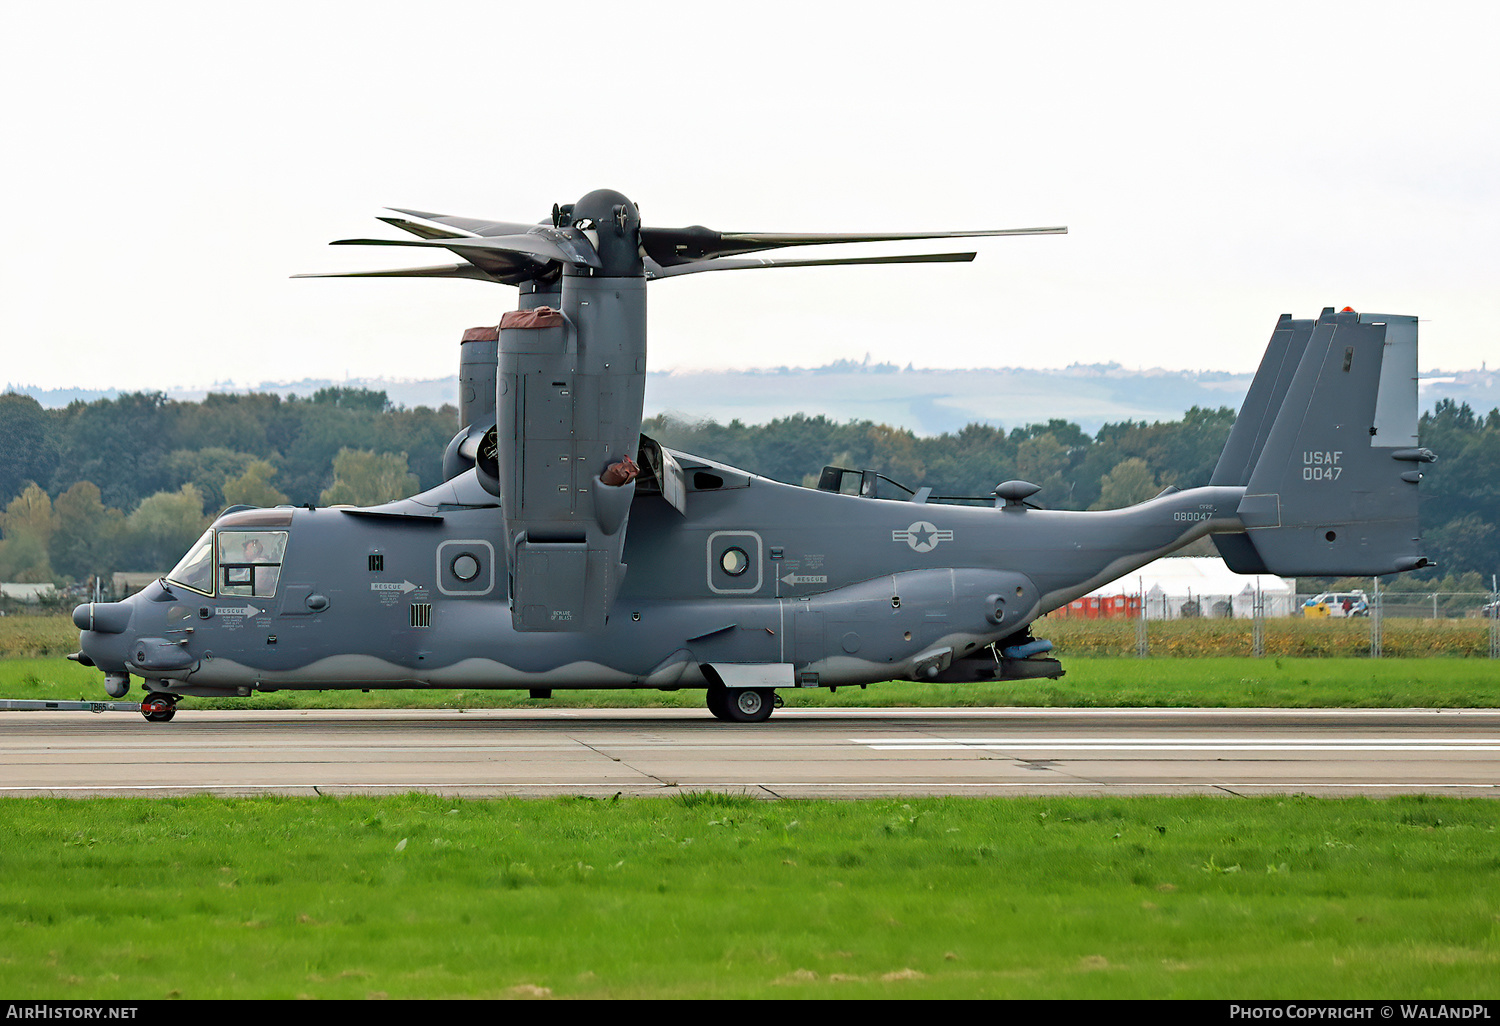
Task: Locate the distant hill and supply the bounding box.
[4,376,460,413]
[645,362,1254,435]
[9,363,1497,436]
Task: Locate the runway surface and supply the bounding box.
[2,706,1498,799]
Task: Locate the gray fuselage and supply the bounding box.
[76,453,1244,697]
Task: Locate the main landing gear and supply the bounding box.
[705,684,781,723]
[140,693,178,723]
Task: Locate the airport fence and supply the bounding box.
[1041,586,1500,658]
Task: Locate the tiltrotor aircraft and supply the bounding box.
[72,189,1436,722]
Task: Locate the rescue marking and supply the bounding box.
[214,605,259,617]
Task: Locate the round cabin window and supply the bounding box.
[451,553,481,582]
[720,547,749,576]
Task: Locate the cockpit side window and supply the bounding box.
[218,530,288,598]
[165,529,215,596]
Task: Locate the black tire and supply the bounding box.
[141,695,176,723]
[705,684,731,721]
[721,688,775,724]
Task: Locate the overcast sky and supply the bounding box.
[2,1,1496,393]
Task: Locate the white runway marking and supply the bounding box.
[852,736,1500,751]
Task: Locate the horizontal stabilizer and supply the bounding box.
[1211,532,1271,575]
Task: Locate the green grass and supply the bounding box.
[0,613,78,658]
[8,611,1498,999]
[6,655,1500,710]
[0,794,1495,999]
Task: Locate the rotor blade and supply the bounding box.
[726,226,1067,245]
[332,231,601,270]
[308,240,552,282]
[646,251,978,280]
[375,215,476,241]
[642,224,1066,265]
[292,262,507,283]
[385,208,541,238]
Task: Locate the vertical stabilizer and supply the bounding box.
[1210,314,1313,574]
[1221,308,1433,577]
[1210,314,1315,487]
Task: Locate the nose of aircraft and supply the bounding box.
[73,600,138,683]
[72,601,133,634]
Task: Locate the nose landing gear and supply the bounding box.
[141,693,178,723]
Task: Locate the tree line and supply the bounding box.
[0,387,1494,584]
[0,388,450,584]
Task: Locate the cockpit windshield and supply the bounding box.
[163,528,289,598]
[166,530,215,595]
[219,531,287,598]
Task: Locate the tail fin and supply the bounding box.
[1212,307,1435,577]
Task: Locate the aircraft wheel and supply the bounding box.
[722,688,775,724]
[141,694,177,723]
[705,684,731,721]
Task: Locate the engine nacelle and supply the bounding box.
[442,324,501,486]
[496,277,646,631]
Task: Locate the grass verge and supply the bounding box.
[1,794,1495,999]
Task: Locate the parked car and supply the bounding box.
[1303,591,1370,618]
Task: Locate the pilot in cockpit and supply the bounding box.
[240,537,276,595]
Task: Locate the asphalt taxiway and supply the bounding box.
[1,707,1497,799]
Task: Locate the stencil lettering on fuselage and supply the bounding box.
[371,580,420,607]
[1302,450,1344,481]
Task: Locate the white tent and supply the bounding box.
[1083,556,1296,620]
[0,582,58,604]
